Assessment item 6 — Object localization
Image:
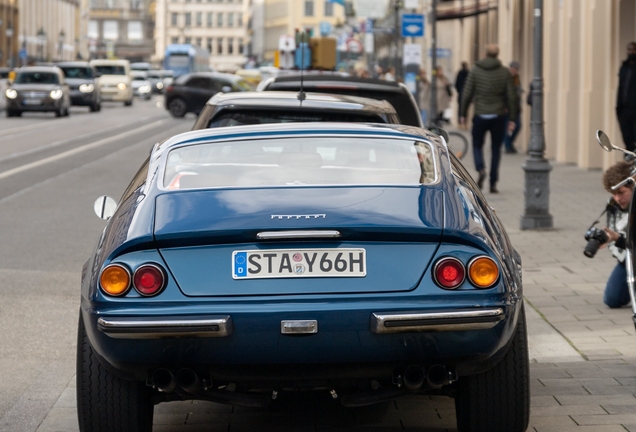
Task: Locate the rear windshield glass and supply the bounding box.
[94,65,126,75]
[207,110,387,128]
[60,67,93,79]
[163,137,437,190]
[15,72,59,84]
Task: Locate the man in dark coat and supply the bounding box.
[617,42,636,153]
[459,45,518,193]
[454,62,469,121]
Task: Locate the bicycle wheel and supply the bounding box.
[447,131,469,160]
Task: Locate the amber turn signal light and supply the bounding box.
[100,264,131,296]
[468,256,499,288]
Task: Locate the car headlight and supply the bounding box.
[79,84,94,93]
[5,89,17,99]
[117,82,127,90]
[139,85,151,93]
[156,82,164,89]
[49,89,64,100]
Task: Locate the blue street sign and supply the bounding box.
[428,48,452,58]
[366,19,374,33]
[401,14,424,38]
[319,21,332,36]
[19,49,27,59]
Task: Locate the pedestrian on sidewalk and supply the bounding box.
[459,44,517,193]
[601,161,634,308]
[504,61,523,154]
[454,62,469,122]
[434,65,452,124]
[418,68,431,125]
[617,41,636,154]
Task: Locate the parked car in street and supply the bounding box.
[192,91,401,130]
[90,59,133,106]
[5,66,71,117]
[130,71,152,100]
[77,122,529,432]
[164,72,254,118]
[147,70,165,94]
[57,61,102,112]
[257,74,423,128]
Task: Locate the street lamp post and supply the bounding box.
[6,22,13,68]
[58,29,65,61]
[37,27,47,62]
[393,0,403,79]
[430,0,438,126]
[520,0,553,230]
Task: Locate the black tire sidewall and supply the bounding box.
[169,99,187,118]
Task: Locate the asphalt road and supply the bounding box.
[0,97,190,431]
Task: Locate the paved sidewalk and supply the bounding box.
[35,150,636,432]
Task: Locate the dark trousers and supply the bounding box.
[604,261,630,308]
[471,115,507,186]
[618,108,636,152]
[504,114,521,151]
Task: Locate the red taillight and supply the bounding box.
[433,257,466,289]
[166,85,173,93]
[133,264,166,296]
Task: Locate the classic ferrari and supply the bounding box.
[77,122,529,432]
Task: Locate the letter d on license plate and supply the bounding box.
[232,249,366,279]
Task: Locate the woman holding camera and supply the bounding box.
[602,161,635,308]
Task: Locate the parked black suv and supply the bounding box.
[57,61,101,112]
[257,74,423,128]
[164,72,254,118]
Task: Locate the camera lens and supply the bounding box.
[584,239,602,258]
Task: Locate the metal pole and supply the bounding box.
[520,0,553,230]
[474,0,479,62]
[430,0,437,125]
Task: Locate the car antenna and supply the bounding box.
[297,30,306,103]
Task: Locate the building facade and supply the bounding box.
[18,0,81,64]
[154,0,250,72]
[88,0,154,61]
[260,0,345,62]
[0,0,19,67]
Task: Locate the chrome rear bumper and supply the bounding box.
[370,308,504,334]
[97,316,233,339]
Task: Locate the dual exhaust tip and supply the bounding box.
[403,364,448,392]
[152,368,202,394]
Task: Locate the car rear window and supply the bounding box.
[94,65,126,75]
[207,110,388,128]
[163,137,437,190]
[60,67,93,79]
[15,72,59,84]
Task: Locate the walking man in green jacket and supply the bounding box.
[459,44,518,193]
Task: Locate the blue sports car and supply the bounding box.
[77,122,529,432]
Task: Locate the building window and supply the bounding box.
[88,21,99,39]
[171,13,178,26]
[207,12,213,27]
[217,37,223,54]
[228,38,234,54]
[171,36,179,44]
[103,21,118,40]
[217,13,223,27]
[324,0,333,16]
[228,13,234,27]
[238,38,244,54]
[196,37,202,46]
[128,21,143,40]
[196,12,202,26]
[185,37,192,44]
[130,0,142,9]
[237,13,243,26]
[185,13,192,26]
[304,0,314,16]
[207,38,213,53]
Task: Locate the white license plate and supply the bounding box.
[232,249,366,279]
[23,99,41,105]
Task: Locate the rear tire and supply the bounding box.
[124,99,133,107]
[55,108,62,118]
[76,313,154,432]
[455,305,530,432]
[90,102,98,112]
[168,98,187,118]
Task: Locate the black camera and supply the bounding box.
[584,228,609,258]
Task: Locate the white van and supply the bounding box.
[90,59,133,106]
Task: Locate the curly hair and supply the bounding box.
[603,161,634,192]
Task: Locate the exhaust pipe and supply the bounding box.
[403,365,425,392]
[176,368,203,394]
[426,365,447,389]
[152,368,176,393]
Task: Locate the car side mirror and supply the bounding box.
[221,86,233,93]
[94,196,117,220]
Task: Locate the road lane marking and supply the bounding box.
[0,119,170,180]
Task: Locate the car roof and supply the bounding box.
[90,59,130,65]
[17,66,61,73]
[157,122,436,153]
[181,71,247,82]
[56,62,92,67]
[262,74,403,92]
[205,91,397,114]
